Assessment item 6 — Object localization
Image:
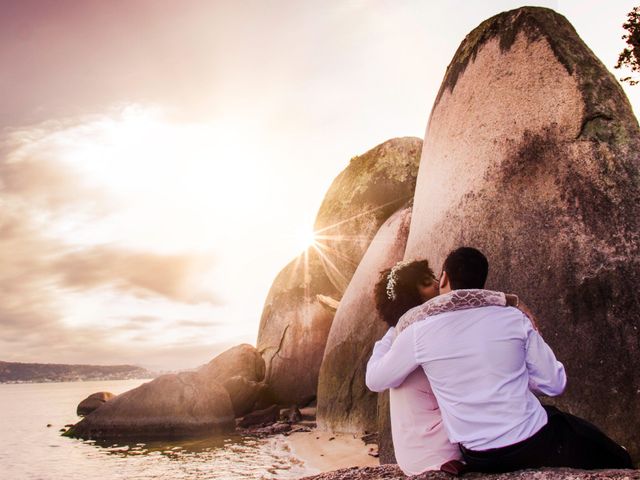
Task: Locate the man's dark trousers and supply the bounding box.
[460,406,633,472]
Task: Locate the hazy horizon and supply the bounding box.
[2,0,639,371]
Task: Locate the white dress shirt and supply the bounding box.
[366,306,566,451]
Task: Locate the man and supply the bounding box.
[366,246,632,472]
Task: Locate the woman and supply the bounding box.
[372,259,516,475]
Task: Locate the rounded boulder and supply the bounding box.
[77,391,116,416]
[317,206,413,434]
[405,6,640,461]
[69,372,235,440]
[257,138,422,406]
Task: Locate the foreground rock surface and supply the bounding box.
[404,7,640,461]
[69,372,234,440]
[257,138,422,406]
[300,466,640,480]
[76,391,115,416]
[317,206,412,434]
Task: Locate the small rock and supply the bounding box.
[240,421,292,438]
[280,405,302,423]
[238,404,279,428]
[76,391,115,416]
[367,446,379,458]
[360,432,377,444]
[46,424,52,428]
[300,406,317,420]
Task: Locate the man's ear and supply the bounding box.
[439,271,448,290]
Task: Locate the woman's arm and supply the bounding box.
[506,294,540,331]
[365,326,420,392]
[523,314,566,395]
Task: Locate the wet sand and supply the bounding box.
[286,430,379,474]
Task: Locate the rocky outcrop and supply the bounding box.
[312,138,422,294]
[258,273,336,406]
[317,206,412,434]
[404,7,640,461]
[76,391,115,416]
[257,138,422,406]
[200,343,266,416]
[300,466,640,480]
[68,372,235,440]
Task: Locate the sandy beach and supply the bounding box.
[286,430,379,474]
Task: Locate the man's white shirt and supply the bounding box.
[366,306,566,451]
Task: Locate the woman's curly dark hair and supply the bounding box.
[374,260,437,327]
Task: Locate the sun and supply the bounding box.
[294,227,318,252]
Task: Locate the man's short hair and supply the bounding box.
[442,247,488,290]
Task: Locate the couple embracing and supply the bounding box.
[366,247,633,475]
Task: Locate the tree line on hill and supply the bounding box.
[0,361,152,383]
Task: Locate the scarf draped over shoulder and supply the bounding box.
[395,289,507,334]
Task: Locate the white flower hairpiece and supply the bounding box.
[386,260,412,301]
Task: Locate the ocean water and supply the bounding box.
[0,380,311,480]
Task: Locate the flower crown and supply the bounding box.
[386,260,412,301]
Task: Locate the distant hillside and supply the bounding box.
[0,361,152,383]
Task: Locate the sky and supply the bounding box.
[1,0,638,371]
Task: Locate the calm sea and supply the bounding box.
[0,380,311,480]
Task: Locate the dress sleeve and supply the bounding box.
[523,314,567,396]
[365,326,420,392]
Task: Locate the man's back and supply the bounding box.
[382,305,566,450]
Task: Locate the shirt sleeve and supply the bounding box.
[365,325,420,392]
[523,314,567,396]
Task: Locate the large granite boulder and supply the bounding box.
[257,255,337,406]
[257,138,422,405]
[199,343,266,416]
[312,138,422,294]
[77,391,115,416]
[317,206,412,434]
[404,7,640,461]
[68,372,235,440]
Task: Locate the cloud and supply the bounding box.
[0,120,113,213]
[0,113,223,369]
[175,319,222,328]
[53,246,218,304]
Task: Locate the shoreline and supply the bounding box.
[285,430,379,475]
